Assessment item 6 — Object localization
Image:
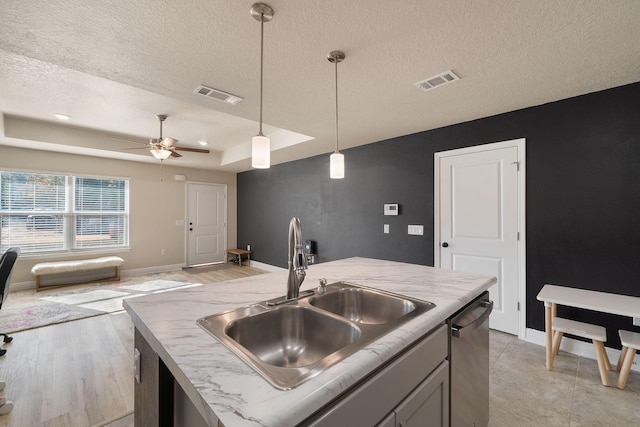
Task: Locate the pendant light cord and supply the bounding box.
[334,57,339,153]
[259,12,265,136]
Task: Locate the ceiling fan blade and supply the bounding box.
[120,147,151,151]
[170,150,182,158]
[107,136,149,146]
[174,146,210,154]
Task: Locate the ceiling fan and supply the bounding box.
[122,114,210,160]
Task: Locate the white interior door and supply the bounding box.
[187,182,226,266]
[435,139,524,335]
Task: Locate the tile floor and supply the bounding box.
[489,330,640,426]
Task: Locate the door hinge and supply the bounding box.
[517,302,521,311]
[511,161,520,171]
[517,231,520,241]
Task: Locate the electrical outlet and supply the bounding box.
[633,317,640,327]
[408,225,424,235]
[161,249,166,256]
[384,224,389,234]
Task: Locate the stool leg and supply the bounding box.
[617,346,628,372]
[603,349,612,371]
[545,304,554,370]
[617,348,637,390]
[552,331,563,357]
[593,340,611,386]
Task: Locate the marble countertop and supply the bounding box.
[124,257,496,427]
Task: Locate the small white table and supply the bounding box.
[536,284,640,370]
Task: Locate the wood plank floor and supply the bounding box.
[0,265,267,427]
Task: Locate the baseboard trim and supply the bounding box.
[524,327,639,373]
[248,260,285,272]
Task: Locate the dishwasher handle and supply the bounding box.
[451,300,493,339]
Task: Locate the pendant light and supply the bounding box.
[328,50,345,179]
[250,3,273,169]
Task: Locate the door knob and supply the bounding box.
[442,242,449,248]
[189,228,193,231]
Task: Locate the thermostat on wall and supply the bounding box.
[384,204,399,215]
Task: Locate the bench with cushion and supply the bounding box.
[31,256,124,291]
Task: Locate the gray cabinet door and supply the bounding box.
[376,412,395,427]
[394,362,449,427]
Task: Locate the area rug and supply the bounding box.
[1,279,201,334]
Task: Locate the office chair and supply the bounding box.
[0,247,20,357]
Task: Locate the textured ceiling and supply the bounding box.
[1,0,639,172]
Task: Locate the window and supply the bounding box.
[0,171,129,254]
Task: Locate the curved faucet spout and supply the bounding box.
[287,217,308,299]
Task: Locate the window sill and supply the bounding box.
[19,247,131,261]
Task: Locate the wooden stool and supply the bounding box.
[226,249,251,266]
[552,317,611,386]
[616,330,640,390]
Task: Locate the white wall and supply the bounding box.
[0,145,237,284]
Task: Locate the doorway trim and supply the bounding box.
[434,138,526,338]
[185,181,228,267]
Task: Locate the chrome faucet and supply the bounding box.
[286,217,308,299]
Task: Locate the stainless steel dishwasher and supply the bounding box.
[448,291,493,427]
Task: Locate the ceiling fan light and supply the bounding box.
[151,148,172,160]
[251,135,270,169]
[330,151,345,179]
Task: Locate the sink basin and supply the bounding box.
[225,305,360,368]
[197,282,435,389]
[309,287,416,324]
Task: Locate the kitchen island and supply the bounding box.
[124,257,496,426]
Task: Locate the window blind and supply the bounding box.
[74,177,128,249]
[0,171,128,253]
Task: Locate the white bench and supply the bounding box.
[551,317,611,386]
[616,330,640,390]
[31,256,124,291]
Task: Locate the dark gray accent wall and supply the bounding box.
[238,82,640,345]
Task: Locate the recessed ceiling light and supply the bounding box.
[198,141,208,146]
[54,113,71,120]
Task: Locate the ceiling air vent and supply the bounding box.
[414,70,460,92]
[194,85,243,105]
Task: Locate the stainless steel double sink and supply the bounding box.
[196,282,435,389]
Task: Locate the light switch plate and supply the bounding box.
[408,225,424,235]
[384,224,389,234]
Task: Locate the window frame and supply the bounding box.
[0,169,130,256]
